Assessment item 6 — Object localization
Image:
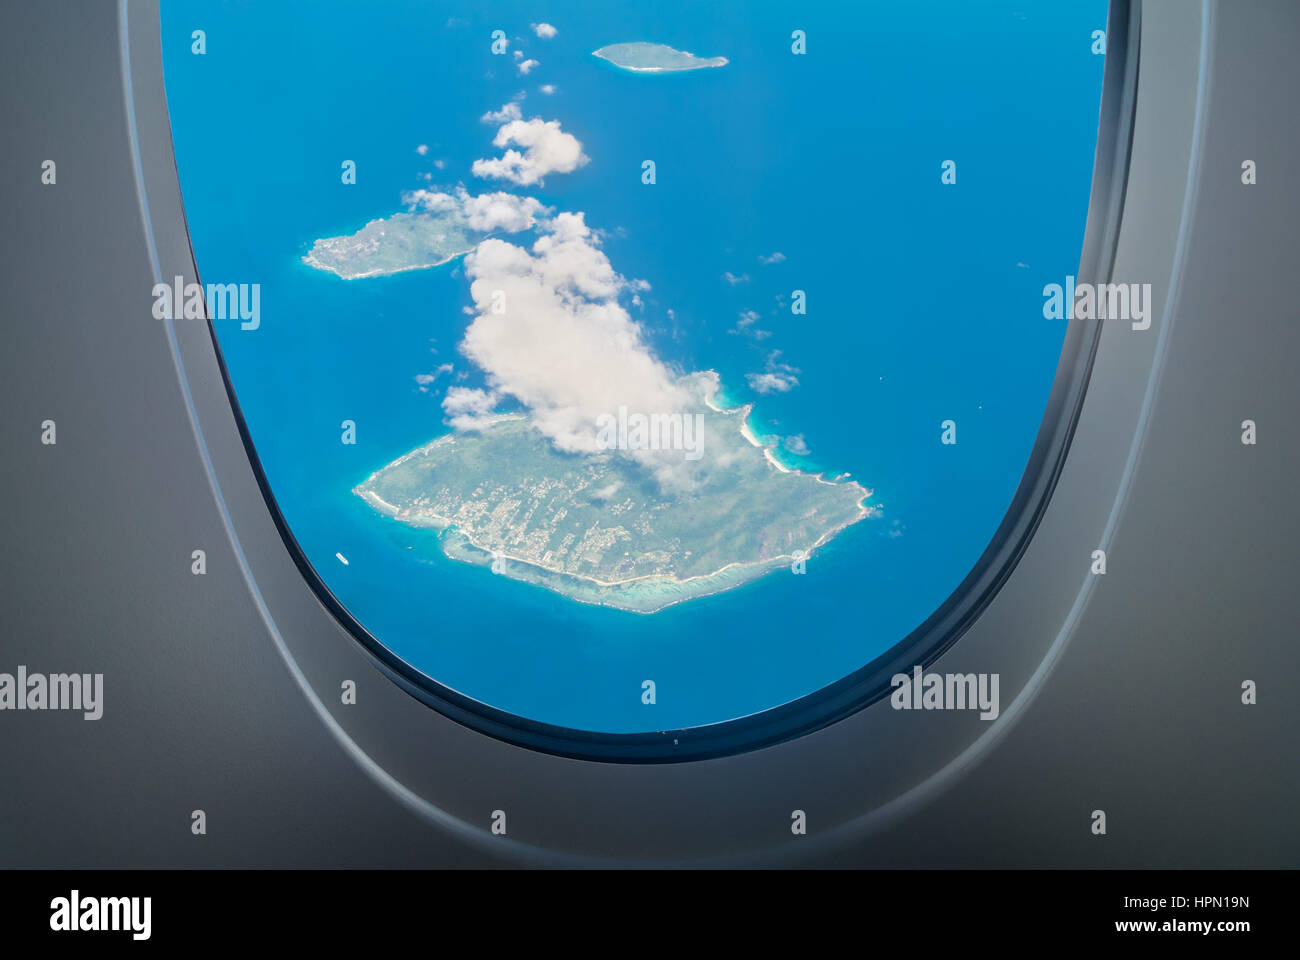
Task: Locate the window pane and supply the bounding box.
[162,0,1109,741]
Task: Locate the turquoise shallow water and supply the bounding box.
[162,0,1107,733]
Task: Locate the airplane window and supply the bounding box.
[161,1,1111,754]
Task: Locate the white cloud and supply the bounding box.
[747,373,796,394]
[784,434,810,455]
[532,22,558,39]
[460,191,549,233]
[746,351,800,394]
[415,144,429,156]
[539,84,556,95]
[758,251,785,264]
[403,189,458,213]
[589,482,621,502]
[416,363,455,393]
[442,386,502,430]
[473,117,589,186]
[455,213,698,489]
[401,186,550,235]
[730,308,770,340]
[480,101,522,124]
[517,58,540,75]
[722,271,749,285]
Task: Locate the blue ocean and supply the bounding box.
[161,0,1106,733]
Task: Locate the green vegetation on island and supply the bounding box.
[355,378,870,613]
[303,211,476,279]
[593,42,728,73]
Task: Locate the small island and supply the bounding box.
[355,373,870,613]
[593,42,728,73]
[303,210,477,279]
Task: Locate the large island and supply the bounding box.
[593,42,728,73]
[355,373,870,613]
[303,210,477,279]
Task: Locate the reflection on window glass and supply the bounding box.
[162,1,1108,736]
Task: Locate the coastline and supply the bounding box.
[700,368,864,488]
[301,247,473,280]
[438,530,794,614]
[353,377,873,612]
